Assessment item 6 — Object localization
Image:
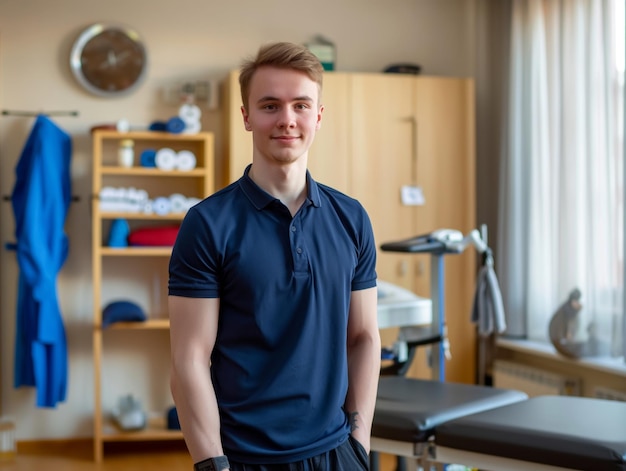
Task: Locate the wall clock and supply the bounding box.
[70,23,148,97]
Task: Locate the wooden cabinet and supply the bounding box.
[222,71,476,384]
[349,74,418,290]
[411,77,477,383]
[91,130,214,461]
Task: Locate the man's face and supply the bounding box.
[242,66,323,166]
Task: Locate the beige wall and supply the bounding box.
[0,0,478,440]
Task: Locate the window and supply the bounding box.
[498,0,625,360]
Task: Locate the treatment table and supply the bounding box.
[373,232,626,470]
[372,377,626,470]
[375,278,531,471]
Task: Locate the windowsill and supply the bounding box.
[496,338,626,378]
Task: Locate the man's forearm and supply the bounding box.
[345,332,381,450]
[171,362,224,462]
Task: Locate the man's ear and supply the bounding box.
[241,105,252,131]
[316,105,324,130]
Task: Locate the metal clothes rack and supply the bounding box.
[2,195,80,202]
[2,109,79,117]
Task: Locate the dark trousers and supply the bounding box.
[229,436,369,471]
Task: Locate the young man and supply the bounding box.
[168,41,380,471]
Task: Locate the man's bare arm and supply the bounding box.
[169,295,224,463]
[344,286,380,452]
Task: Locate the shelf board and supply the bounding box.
[99,212,186,220]
[100,167,207,177]
[497,338,626,377]
[100,247,173,256]
[102,417,183,442]
[94,130,211,141]
[103,319,170,330]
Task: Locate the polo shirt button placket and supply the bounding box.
[290,222,308,273]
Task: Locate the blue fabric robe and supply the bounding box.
[11,115,72,408]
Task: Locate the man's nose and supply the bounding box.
[277,108,296,128]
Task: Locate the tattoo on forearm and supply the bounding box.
[348,411,359,432]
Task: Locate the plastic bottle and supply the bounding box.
[118,139,135,167]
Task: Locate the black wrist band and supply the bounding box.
[194,455,230,471]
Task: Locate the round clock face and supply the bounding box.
[70,23,148,97]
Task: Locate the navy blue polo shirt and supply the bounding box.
[168,165,377,464]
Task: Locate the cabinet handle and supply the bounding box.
[410,116,418,186]
[404,116,418,186]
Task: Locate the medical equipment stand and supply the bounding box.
[381,228,489,382]
[381,240,451,381]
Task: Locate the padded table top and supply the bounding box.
[435,395,626,471]
[372,377,528,442]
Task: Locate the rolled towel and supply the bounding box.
[166,116,186,134]
[117,187,134,212]
[140,149,157,167]
[179,103,201,122]
[169,193,187,213]
[183,120,201,134]
[101,187,127,212]
[99,186,118,211]
[143,200,154,214]
[185,197,201,210]
[176,150,196,171]
[153,196,171,215]
[155,148,177,171]
[125,188,148,213]
[149,121,167,131]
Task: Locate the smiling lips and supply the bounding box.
[272,134,300,143]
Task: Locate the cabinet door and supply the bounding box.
[414,77,477,384]
[308,73,350,192]
[349,73,418,290]
[414,77,475,239]
[222,70,252,186]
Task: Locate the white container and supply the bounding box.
[0,420,16,462]
[118,139,135,167]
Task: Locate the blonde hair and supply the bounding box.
[239,42,324,111]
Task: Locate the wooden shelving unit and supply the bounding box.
[91,130,214,461]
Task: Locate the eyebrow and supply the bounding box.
[256,95,314,104]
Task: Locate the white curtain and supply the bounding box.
[498,0,624,359]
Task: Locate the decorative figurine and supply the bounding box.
[548,288,585,358]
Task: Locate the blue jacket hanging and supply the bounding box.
[11,114,72,408]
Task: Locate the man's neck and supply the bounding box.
[248,161,308,216]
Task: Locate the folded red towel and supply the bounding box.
[128,225,180,246]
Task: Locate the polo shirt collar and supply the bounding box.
[239,164,322,210]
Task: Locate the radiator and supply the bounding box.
[493,360,581,397]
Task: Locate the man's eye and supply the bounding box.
[262,104,278,111]
[295,103,309,110]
